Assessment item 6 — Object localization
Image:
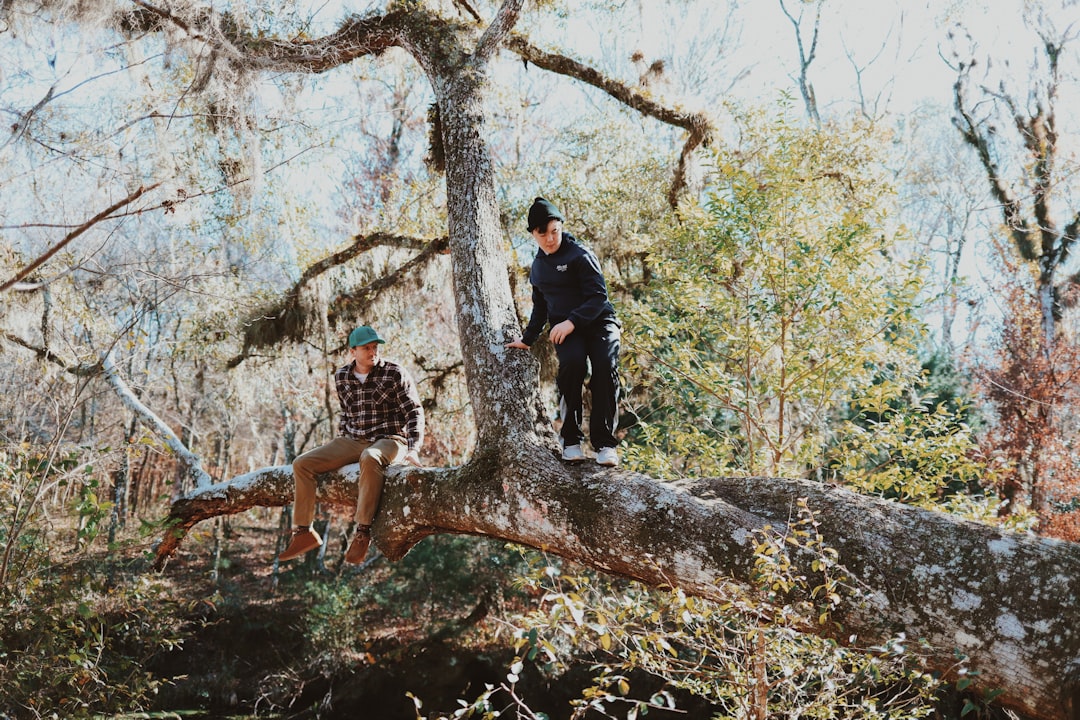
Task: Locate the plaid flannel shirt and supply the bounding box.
[335,358,424,453]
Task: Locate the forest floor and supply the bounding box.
[135,513,712,720]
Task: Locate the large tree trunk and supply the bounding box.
[434,50,546,447]
[153,447,1080,720]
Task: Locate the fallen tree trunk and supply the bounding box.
[155,440,1080,720]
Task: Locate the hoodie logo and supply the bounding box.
[557,264,568,272]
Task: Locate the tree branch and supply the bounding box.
[1061,210,1080,268]
[779,0,822,126]
[153,441,1080,720]
[951,66,1036,259]
[1,332,93,374]
[126,1,408,73]
[226,233,448,367]
[2,337,211,489]
[504,35,714,207]
[2,84,55,150]
[118,5,711,206]
[102,351,213,489]
[0,183,162,293]
[452,0,483,23]
[474,0,523,62]
[327,234,450,326]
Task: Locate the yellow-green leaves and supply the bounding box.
[490,544,939,719]
[625,107,926,478]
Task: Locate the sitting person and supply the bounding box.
[279,325,424,564]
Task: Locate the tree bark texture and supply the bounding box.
[435,61,543,446]
[154,447,1080,720]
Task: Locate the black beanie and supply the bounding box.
[527,197,564,232]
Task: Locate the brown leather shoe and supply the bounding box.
[344,527,371,564]
[278,527,322,561]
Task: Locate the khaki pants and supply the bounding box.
[290,436,406,527]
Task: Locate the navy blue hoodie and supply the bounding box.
[521,232,617,346]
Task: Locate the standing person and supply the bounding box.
[279,325,424,564]
[506,197,622,467]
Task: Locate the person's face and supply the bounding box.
[350,341,381,373]
[531,219,563,255]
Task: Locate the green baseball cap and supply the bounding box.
[348,325,386,347]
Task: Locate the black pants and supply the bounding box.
[554,318,621,450]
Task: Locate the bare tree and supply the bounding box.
[950,11,1080,350]
[779,0,822,126]
[950,8,1080,532]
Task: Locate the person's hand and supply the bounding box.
[505,338,530,349]
[549,319,575,344]
[402,450,421,466]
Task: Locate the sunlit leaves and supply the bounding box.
[625,105,926,478]
[830,397,993,508]
[489,532,940,719]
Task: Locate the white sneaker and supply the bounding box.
[561,444,586,462]
[596,447,619,467]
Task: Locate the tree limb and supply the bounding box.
[102,351,213,489]
[0,183,162,293]
[153,441,1080,720]
[474,0,523,63]
[452,0,483,23]
[1060,210,1080,268]
[226,233,448,367]
[119,4,713,208]
[125,1,408,73]
[993,82,1061,265]
[503,35,714,207]
[8,281,46,292]
[1,337,212,490]
[779,0,822,126]
[1,332,79,371]
[951,66,1036,259]
[326,234,450,327]
[2,84,55,150]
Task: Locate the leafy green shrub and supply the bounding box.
[0,443,185,719]
[375,535,513,620]
[1,570,185,718]
[623,106,926,480]
[301,536,528,667]
[304,579,367,660]
[423,504,943,719]
[829,393,992,507]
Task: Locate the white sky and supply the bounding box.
[677,0,1037,114]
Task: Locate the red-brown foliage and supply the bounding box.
[976,258,1080,540]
